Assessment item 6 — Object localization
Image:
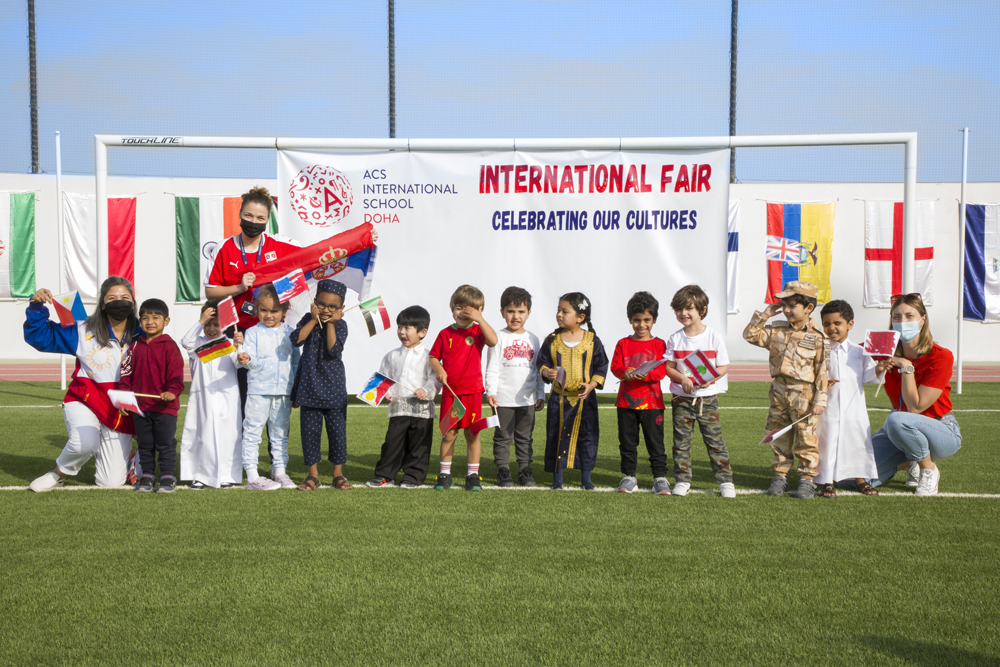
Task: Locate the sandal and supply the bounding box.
[856,480,878,496]
[819,483,836,498]
[297,475,319,491]
[333,475,353,490]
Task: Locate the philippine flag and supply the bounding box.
[357,372,396,407]
[765,202,836,303]
[963,204,1000,322]
[273,268,310,303]
[51,290,87,327]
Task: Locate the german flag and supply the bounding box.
[195,337,236,364]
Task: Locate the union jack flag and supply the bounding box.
[765,236,802,263]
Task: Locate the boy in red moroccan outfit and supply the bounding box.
[429,285,498,491]
[611,291,670,494]
[119,298,186,493]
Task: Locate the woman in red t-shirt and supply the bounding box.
[869,294,961,495]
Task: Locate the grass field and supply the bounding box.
[1,380,998,666]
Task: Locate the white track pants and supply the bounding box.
[55,402,133,487]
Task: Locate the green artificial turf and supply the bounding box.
[1,381,998,666]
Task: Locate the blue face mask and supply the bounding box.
[892,321,921,343]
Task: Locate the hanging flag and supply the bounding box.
[357,372,396,407]
[440,392,467,435]
[727,200,740,314]
[470,414,500,438]
[359,296,391,337]
[62,193,138,299]
[0,191,36,299]
[963,203,1000,322]
[216,296,239,331]
[195,337,236,364]
[681,350,721,386]
[765,202,836,303]
[863,200,935,308]
[50,290,87,327]
[174,195,280,302]
[273,268,310,303]
[108,390,145,417]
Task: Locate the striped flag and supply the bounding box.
[62,193,137,299]
[864,200,935,307]
[727,200,740,314]
[681,350,721,386]
[964,203,1000,322]
[195,337,237,364]
[357,372,395,407]
[470,414,500,437]
[440,394,467,435]
[174,195,279,302]
[359,296,390,336]
[51,290,87,327]
[0,191,36,299]
[273,268,310,303]
[765,202,836,303]
[108,390,144,417]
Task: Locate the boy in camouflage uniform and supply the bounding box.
[743,281,828,499]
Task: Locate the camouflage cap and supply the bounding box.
[774,281,818,300]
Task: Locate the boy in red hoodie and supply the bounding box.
[119,298,186,493]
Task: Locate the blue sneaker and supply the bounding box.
[617,476,638,493]
[156,476,176,494]
[652,477,671,495]
[134,475,154,492]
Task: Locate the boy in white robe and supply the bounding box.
[179,300,244,489]
[816,300,882,497]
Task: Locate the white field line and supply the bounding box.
[1,484,997,498]
[5,405,1000,413]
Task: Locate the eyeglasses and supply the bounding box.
[314,301,343,311]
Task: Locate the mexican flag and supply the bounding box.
[62,193,136,300]
[0,192,36,299]
[174,195,278,302]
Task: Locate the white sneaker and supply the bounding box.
[719,482,736,498]
[29,470,64,492]
[248,478,282,491]
[273,473,296,489]
[672,481,691,497]
[905,461,920,487]
[914,467,940,496]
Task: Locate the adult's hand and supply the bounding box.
[31,288,54,304]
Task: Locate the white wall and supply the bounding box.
[1,171,998,367]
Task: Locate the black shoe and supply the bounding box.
[134,475,154,492]
[518,466,536,487]
[496,467,514,488]
[434,474,453,491]
[465,474,482,491]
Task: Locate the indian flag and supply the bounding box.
[174,195,278,302]
[0,192,36,299]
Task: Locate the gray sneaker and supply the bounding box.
[247,477,281,491]
[905,461,921,487]
[399,481,419,489]
[651,477,671,495]
[766,475,788,496]
[273,473,297,489]
[617,476,638,493]
[794,479,816,499]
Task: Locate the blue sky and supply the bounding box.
[1,0,996,181]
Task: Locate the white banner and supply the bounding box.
[278,149,730,392]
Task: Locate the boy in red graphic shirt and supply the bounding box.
[429,285,498,491]
[611,291,669,494]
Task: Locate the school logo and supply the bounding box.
[289,165,353,228]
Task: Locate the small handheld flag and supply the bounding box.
[555,367,566,387]
[440,387,467,435]
[632,358,667,376]
[758,414,811,444]
[470,414,500,438]
[217,297,239,332]
[357,372,396,407]
[108,390,145,417]
[51,291,87,327]
[682,350,721,387]
[863,330,900,359]
[358,296,391,337]
[195,337,236,364]
[273,268,310,303]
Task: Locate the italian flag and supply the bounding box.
[0,192,36,298]
[62,193,136,300]
[174,196,278,302]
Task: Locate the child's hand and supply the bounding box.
[827,379,839,391]
[435,368,448,384]
[233,331,244,346]
[812,404,825,416]
[623,367,636,381]
[487,395,499,409]
[579,381,598,400]
[237,352,250,365]
[534,398,545,412]
[240,272,256,293]
[542,368,559,381]
[414,389,427,400]
[326,306,344,324]
[763,302,783,318]
[681,378,695,395]
[310,303,322,322]
[119,407,129,416]
[876,359,891,375]
[160,391,176,402]
[631,372,647,381]
[462,305,484,323]
[385,395,393,403]
[199,307,215,326]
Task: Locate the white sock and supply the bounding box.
[272,466,286,478]
[440,461,452,476]
[246,468,260,484]
[468,463,480,477]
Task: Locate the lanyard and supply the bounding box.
[237,233,265,268]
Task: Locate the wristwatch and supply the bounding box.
[901,364,915,374]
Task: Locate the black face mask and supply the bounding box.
[104,299,134,321]
[241,220,266,238]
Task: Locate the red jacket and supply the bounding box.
[119,334,186,416]
[611,337,667,410]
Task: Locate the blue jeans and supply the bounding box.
[243,395,291,472]
[869,411,961,487]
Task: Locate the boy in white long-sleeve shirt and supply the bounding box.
[485,286,545,487]
[366,306,440,488]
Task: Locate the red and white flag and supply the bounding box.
[681,350,721,386]
[863,200,935,307]
[217,296,239,331]
[863,330,900,359]
[108,390,144,417]
[470,414,501,437]
[62,193,137,300]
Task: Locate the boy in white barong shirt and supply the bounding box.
[816,300,883,497]
[179,301,244,489]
